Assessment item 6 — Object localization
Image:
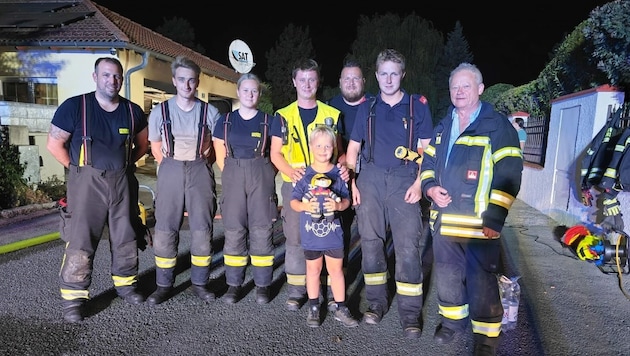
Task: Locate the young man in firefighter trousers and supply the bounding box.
[147,56,221,305]
[47,57,149,323]
[270,58,348,311]
[420,62,523,356]
[345,49,434,339]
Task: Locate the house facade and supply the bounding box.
[0,0,240,184]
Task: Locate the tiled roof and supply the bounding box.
[0,0,239,83]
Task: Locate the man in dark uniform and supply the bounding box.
[345,49,433,339]
[47,57,149,323]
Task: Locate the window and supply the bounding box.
[1,78,58,105]
[522,116,549,166]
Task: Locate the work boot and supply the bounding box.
[118,289,145,305]
[147,286,172,305]
[62,302,84,323]
[223,286,241,304]
[363,304,385,325]
[306,304,321,327]
[286,292,306,311]
[474,344,497,356]
[255,286,270,304]
[191,284,215,302]
[433,324,457,344]
[333,305,359,327]
[402,324,422,339]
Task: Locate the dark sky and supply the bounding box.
[95,1,612,88]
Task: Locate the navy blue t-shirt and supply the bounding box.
[292,166,349,251]
[327,93,374,146]
[214,110,273,159]
[51,92,147,170]
[350,91,433,169]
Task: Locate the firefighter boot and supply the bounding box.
[191,264,215,302]
[62,300,85,323]
[147,266,175,305]
[147,286,172,305]
[116,285,145,305]
[252,264,273,304]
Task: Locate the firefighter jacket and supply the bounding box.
[275,101,340,182]
[420,102,523,236]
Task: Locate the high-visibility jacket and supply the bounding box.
[420,102,523,236]
[275,101,340,182]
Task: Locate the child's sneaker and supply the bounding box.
[334,305,358,327]
[306,304,321,327]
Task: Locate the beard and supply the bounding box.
[342,90,363,103]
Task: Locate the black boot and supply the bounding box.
[191,284,215,302]
[223,286,241,304]
[62,301,85,323]
[147,286,172,305]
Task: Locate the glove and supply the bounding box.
[602,196,621,216]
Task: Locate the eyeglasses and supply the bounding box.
[342,76,363,83]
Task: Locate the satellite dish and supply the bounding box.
[228,39,255,73]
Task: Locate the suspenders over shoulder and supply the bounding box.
[223,111,269,158]
[160,100,209,159]
[80,92,135,168]
[364,95,415,164]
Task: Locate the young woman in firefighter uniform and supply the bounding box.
[47,57,149,323]
[147,56,221,305]
[420,63,523,356]
[270,58,347,311]
[213,73,278,304]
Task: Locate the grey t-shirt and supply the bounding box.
[148,97,220,161]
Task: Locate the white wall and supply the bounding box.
[518,85,626,228]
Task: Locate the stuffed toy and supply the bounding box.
[302,173,341,222]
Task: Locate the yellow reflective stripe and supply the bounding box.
[286,274,306,286]
[441,226,489,239]
[364,272,388,286]
[420,169,434,182]
[604,167,617,179]
[191,255,211,267]
[396,281,423,297]
[251,255,274,267]
[438,303,469,320]
[224,254,248,267]
[155,256,176,269]
[493,146,521,161]
[489,190,515,210]
[425,144,436,157]
[441,214,483,226]
[471,320,502,338]
[112,274,137,287]
[60,288,89,301]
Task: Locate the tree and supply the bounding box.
[583,0,630,87]
[265,24,315,110]
[350,13,444,117]
[0,126,26,209]
[156,17,206,54]
[434,21,474,121]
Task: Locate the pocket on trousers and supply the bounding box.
[268,194,279,222]
[59,208,72,242]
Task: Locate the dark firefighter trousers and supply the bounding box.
[59,165,139,304]
[355,162,425,326]
[221,157,277,288]
[280,181,307,298]
[152,157,216,287]
[433,215,503,347]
